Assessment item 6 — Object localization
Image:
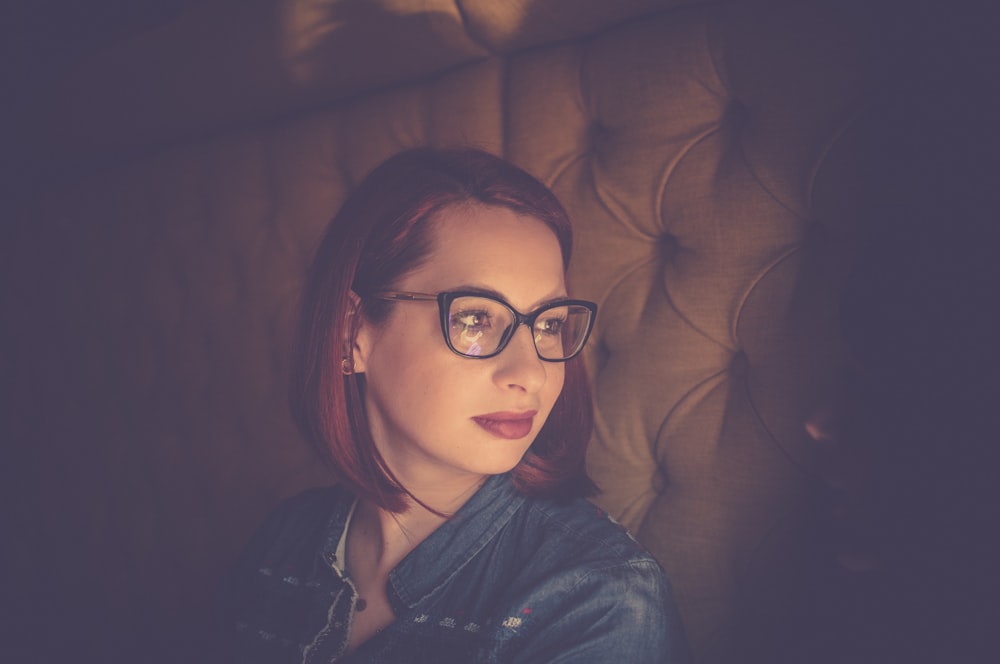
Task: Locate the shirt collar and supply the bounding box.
[387,473,525,611]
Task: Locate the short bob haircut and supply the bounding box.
[290,146,596,512]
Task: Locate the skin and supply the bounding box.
[344,203,568,653]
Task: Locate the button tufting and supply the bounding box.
[588,121,610,149]
[659,233,680,263]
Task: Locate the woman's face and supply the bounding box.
[353,204,567,496]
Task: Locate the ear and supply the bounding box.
[346,291,372,374]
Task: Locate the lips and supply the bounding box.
[472,410,537,440]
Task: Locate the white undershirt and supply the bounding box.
[333,498,359,574]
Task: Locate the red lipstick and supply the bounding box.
[472,410,537,440]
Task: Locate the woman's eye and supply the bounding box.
[537,316,565,336]
[454,310,492,333]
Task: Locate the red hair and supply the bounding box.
[290,147,596,512]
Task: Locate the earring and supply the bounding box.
[341,357,354,376]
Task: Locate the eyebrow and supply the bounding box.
[451,284,570,311]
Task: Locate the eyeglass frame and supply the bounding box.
[370,290,598,362]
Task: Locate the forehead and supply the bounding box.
[407,204,567,307]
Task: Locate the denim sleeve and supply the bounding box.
[514,559,691,664]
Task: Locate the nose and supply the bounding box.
[493,323,547,393]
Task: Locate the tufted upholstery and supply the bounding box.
[7,1,866,661]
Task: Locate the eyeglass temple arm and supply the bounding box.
[372,291,438,302]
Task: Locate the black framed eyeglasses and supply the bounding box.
[371,291,597,362]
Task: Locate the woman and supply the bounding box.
[218,147,689,662]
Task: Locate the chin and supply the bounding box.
[465,450,530,478]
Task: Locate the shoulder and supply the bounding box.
[229,485,352,573]
[259,485,349,534]
[520,497,659,570]
[216,487,353,659]
[513,498,678,618]
[216,486,350,614]
[492,498,690,662]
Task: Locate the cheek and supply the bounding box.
[542,364,566,408]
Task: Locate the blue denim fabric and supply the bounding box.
[218,474,690,663]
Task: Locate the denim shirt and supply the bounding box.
[217,474,690,663]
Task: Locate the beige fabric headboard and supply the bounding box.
[7,1,864,661]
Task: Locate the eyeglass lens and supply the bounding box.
[447,296,591,360]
